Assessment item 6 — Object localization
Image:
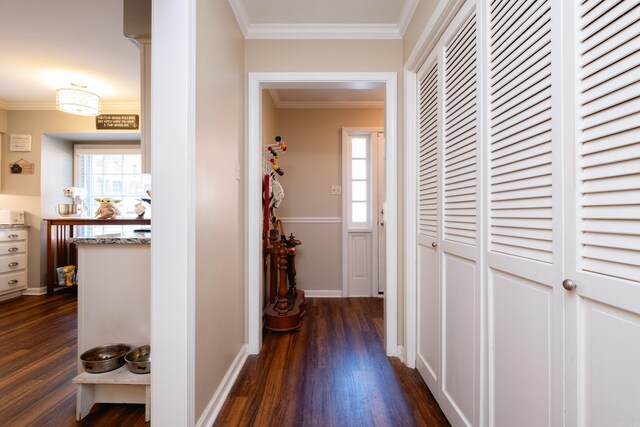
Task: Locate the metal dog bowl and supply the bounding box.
[125,345,150,374]
[80,343,131,373]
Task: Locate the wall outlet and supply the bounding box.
[330,185,342,195]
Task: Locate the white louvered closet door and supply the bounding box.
[439,2,480,426]
[415,53,441,396]
[487,0,565,425]
[566,1,640,425]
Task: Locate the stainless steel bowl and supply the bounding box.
[80,343,131,373]
[125,345,150,374]
[56,203,81,216]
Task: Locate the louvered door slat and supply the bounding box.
[578,0,640,282]
[492,1,548,63]
[418,61,440,239]
[489,0,553,263]
[581,4,640,54]
[580,0,637,39]
[491,21,550,86]
[444,13,477,246]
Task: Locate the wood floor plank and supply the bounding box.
[0,291,147,426]
[215,298,450,427]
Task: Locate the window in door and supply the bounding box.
[348,135,372,228]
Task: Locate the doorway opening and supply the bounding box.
[247,72,398,356]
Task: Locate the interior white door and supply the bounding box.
[566,3,640,425]
[486,0,565,426]
[416,52,441,394]
[438,3,480,425]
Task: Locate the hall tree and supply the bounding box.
[408,0,640,426]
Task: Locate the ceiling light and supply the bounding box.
[56,84,101,116]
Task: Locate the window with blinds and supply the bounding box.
[418,61,439,239]
[578,0,640,283]
[489,0,554,263]
[443,12,477,246]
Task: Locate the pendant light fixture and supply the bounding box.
[56,83,101,116]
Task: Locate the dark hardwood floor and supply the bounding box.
[0,289,146,427]
[0,293,449,426]
[215,298,450,427]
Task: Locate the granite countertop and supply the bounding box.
[70,230,151,245]
[0,224,30,229]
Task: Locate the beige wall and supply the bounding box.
[0,109,6,133]
[403,0,440,63]
[245,39,402,72]
[194,0,245,419]
[2,110,140,289]
[274,108,383,292]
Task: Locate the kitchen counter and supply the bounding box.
[43,217,150,295]
[69,231,150,245]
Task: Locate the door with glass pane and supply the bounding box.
[342,128,383,297]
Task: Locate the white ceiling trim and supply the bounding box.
[227,0,250,38]
[245,23,402,40]
[397,0,420,36]
[1,101,140,112]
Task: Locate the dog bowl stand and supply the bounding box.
[72,242,151,421]
[73,366,150,421]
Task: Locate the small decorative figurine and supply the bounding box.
[94,197,122,219]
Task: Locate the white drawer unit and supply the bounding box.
[0,228,27,241]
[0,270,27,294]
[0,227,28,297]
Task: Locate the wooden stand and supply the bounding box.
[264,232,305,332]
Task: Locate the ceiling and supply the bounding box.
[0,0,416,110]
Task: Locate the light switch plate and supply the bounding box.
[235,162,241,181]
[330,185,341,195]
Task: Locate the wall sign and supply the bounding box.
[9,134,32,152]
[9,159,34,174]
[96,114,140,130]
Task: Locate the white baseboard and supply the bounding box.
[301,289,343,298]
[397,345,406,364]
[21,286,47,296]
[195,344,248,427]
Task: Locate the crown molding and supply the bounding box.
[227,0,250,38]
[0,101,140,112]
[245,23,402,40]
[398,0,420,37]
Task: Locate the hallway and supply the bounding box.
[215,298,449,426]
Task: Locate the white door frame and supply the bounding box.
[247,72,398,356]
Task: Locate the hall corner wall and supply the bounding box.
[194,0,246,421]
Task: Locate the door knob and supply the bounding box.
[431,242,438,248]
[562,279,577,291]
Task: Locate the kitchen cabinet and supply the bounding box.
[71,233,151,421]
[0,226,28,300]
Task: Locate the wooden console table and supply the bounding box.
[43,218,151,296]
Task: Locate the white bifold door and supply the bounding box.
[566,1,640,425]
[416,1,481,425]
[414,0,640,426]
